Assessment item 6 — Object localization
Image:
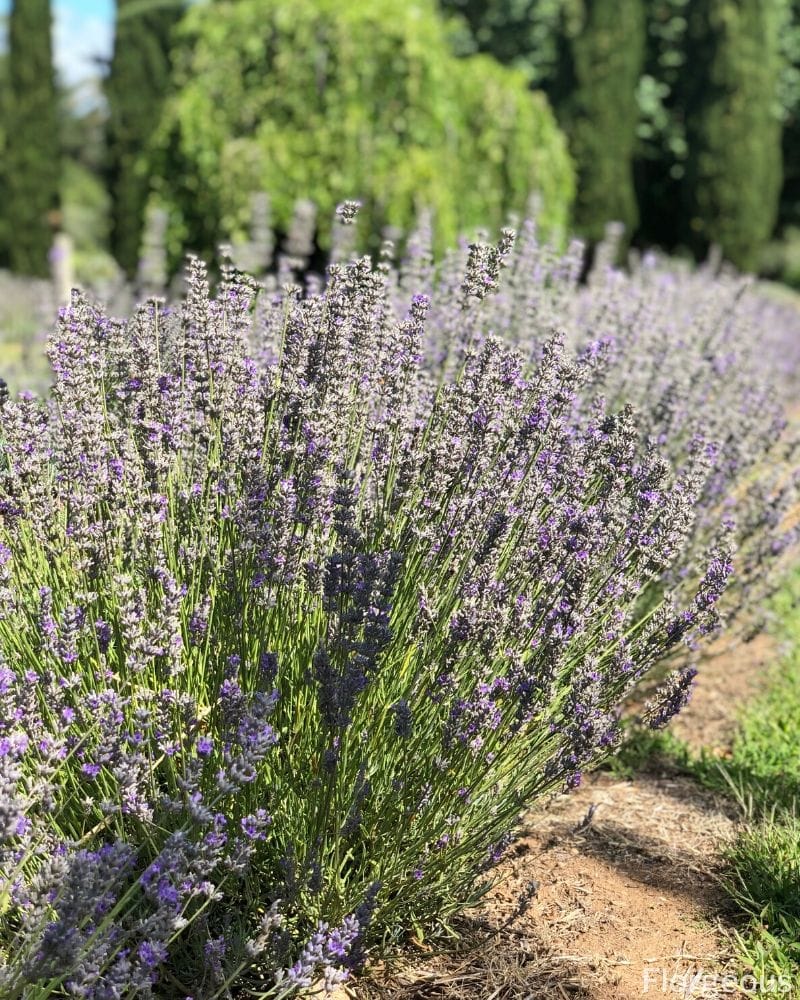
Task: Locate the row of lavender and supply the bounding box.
[1,210,798,998]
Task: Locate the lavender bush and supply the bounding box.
[0,212,792,997]
[401,218,800,642]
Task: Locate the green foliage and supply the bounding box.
[634,0,790,254]
[106,0,184,278]
[440,0,646,245]
[728,575,800,807]
[683,0,784,271]
[775,0,800,234]
[0,51,9,268]
[633,0,691,249]
[606,725,692,780]
[442,0,793,261]
[4,0,60,277]
[714,552,800,990]
[724,818,800,928]
[62,161,110,254]
[619,576,800,814]
[61,160,121,286]
[761,228,800,287]
[441,0,577,87]
[563,0,646,243]
[722,815,800,990]
[149,0,574,264]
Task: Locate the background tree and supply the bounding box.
[0,50,9,268]
[775,0,800,231]
[758,0,800,284]
[148,0,574,269]
[441,0,645,246]
[5,0,60,277]
[562,0,646,242]
[442,0,571,87]
[683,0,784,270]
[148,0,573,270]
[106,0,184,278]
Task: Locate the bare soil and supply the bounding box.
[353,773,737,1000]
[671,632,773,755]
[344,634,776,1000]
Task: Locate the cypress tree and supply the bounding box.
[106,0,183,278]
[776,0,800,234]
[684,0,783,271]
[439,0,646,246]
[564,0,646,244]
[5,0,60,277]
[0,52,9,268]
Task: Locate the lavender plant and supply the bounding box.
[0,221,736,996]
[404,219,800,641]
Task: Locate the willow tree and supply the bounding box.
[148,0,575,266]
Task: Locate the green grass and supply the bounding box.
[718,579,800,989]
[611,575,800,989]
[721,815,800,984]
[606,726,693,780]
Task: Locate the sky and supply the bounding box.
[0,0,114,87]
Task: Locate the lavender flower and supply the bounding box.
[644,666,699,729]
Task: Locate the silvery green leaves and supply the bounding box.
[0,220,783,999]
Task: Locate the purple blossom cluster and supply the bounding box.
[0,211,794,996]
[401,218,800,639]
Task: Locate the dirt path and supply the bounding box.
[349,635,776,1000]
[481,773,735,998]
[354,773,737,999]
[671,632,773,755]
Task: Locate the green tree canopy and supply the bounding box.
[774,0,800,234]
[442,0,575,87]
[5,0,60,277]
[149,0,574,263]
[442,0,791,263]
[561,0,645,242]
[441,0,645,246]
[683,0,784,270]
[0,51,9,268]
[631,0,691,251]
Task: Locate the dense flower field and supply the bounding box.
[0,211,798,998]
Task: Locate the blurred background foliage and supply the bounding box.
[1,0,800,284]
[149,0,573,268]
[106,0,182,278]
[4,0,60,277]
[442,0,792,270]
